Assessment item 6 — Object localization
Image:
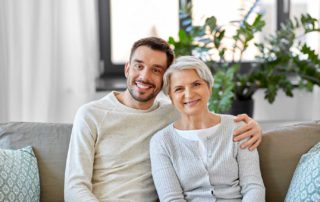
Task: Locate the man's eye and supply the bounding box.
[152,68,163,74]
[135,64,143,69]
[193,82,201,87]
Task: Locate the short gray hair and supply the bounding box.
[162,56,214,95]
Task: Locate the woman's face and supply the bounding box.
[168,69,211,116]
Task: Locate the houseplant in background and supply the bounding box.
[168,1,320,116]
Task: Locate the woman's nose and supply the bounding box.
[184,87,193,98]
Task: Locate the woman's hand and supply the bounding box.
[233,114,262,151]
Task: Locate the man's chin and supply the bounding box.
[133,95,156,103]
[129,90,157,103]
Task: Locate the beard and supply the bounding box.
[127,86,158,103]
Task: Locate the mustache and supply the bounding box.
[135,79,155,88]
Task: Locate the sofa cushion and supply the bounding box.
[285,142,320,201]
[0,122,72,202]
[0,146,40,201]
[258,120,320,202]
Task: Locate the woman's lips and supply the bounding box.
[184,99,200,106]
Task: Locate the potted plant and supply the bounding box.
[168,1,320,116]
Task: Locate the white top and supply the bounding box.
[64,91,179,202]
[175,124,220,167]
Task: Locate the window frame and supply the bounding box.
[97,0,291,89]
[98,0,188,78]
[98,0,123,76]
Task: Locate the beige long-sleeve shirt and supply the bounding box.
[64,91,178,202]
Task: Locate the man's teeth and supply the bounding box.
[136,82,150,89]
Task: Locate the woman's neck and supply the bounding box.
[174,111,220,130]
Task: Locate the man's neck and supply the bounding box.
[115,90,156,110]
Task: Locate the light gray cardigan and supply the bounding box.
[150,114,265,202]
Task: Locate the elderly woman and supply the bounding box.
[150,56,265,202]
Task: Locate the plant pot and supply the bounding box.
[229,98,254,117]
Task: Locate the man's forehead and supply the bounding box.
[132,46,164,55]
[131,46,168,65]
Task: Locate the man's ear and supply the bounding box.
[124,62,129,78]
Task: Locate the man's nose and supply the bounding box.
[140,68,152,80]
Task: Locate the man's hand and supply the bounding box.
[233,114,262,151]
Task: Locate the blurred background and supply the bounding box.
[0,0,319,123]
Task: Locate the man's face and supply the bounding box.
[125,46,167,103]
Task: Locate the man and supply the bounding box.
[64,37,262,202]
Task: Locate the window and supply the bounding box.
[98,0,180,78]
[290,0,320,54]
[190,0,277,61]
[97,0,320,90]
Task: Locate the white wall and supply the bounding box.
[253,89,319,121]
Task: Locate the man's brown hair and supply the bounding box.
[130,37,175,68]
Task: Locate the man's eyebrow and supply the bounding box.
[153,64,166,70]
[132,59,166,70]
[133,59,143,63]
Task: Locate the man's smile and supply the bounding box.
[135,80,154,90]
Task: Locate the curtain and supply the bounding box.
[0,0,99,123]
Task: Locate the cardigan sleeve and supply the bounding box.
[237,139,266,202]
[150,132,186,202]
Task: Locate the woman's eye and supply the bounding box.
[174,88,182,92]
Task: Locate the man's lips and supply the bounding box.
[135,81,154,90]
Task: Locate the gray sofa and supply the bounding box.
[0,121,320,202]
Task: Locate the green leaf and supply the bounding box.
[205,16,217,32]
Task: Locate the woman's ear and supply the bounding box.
[206,81,212,95]
[168,94,175,105]
[167,88,174,102]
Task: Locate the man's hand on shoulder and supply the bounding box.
[233,114,262,151]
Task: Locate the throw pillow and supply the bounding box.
[285,142,320,202]
[0,146,40,202]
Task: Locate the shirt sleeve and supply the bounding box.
[64,107,99,202]
[237,138,266,202]
[150,133,186,202]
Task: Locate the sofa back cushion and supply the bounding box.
[0,122,72,202]
[258,121,320,202]
[285,142,320,201]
